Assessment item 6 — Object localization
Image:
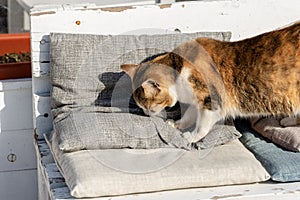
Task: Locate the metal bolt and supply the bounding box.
[7,153,17,162]
[40,39,46,45]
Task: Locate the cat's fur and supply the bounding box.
[121,22,300,143]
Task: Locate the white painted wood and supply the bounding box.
[0,78,38,199]
[0,129,36,172]
[31,35,50,53]
[33,94,52,137]
[0,78,32,91]
[18,0,155,12]
[32,52,50,63]
[30,0,300,41]
[30,1,300,199]
[32,77,51,94]
[0,79,33,132]
[0,169,38,200]
[32,62,51,77]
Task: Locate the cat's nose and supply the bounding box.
[143,109,157,117]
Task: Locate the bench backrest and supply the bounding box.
[30,0,300,138]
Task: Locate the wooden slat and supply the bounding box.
[32,76,51,95]
[31,33,51,78]
[36,140,68,200]
[31,39,50,53]
[32,62,50,77]
[33,94,52,136]
[32,52,50,62]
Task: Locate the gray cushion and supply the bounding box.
[50,32,238,151]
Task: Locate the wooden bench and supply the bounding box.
[30,1,300,199]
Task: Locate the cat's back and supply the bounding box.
[230,22,300,116]
[195,22,300,116]
[232,22,300,67]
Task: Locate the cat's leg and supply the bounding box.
[167,104,197,129]
[182,108,222,143]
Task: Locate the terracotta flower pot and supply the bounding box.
[0,33,31,80]
[0,62,31,80]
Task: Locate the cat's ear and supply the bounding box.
[120,64,138,79]
[151,53,168,62]
[142,79,160,98]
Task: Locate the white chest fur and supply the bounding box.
[174,68,196,105]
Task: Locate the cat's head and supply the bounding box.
[121,54,178,116]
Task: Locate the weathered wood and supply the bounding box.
[33,94,52,137]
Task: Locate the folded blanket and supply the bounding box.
[250,117,300,152]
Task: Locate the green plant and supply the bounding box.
[0,53,31,64]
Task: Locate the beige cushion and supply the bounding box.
[46,132,270,198]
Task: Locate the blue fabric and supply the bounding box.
[235,119,300,182]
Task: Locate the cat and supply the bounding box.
[121,22,300,144]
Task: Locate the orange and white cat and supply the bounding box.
[121,22,300,144]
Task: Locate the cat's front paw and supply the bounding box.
[181,132,202,144]
[181,130,209,144]
[167,119,181,129]
[181,132,195,143]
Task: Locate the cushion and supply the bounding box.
[50,32,238,151]
[250,117,300,152]
[235,119,300,182]
[46,132,270,198]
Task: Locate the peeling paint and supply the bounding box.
[31,11,56,17]
[285,190,296,194]
[100,6,135,12]
[211,194,243,199]
[272,188,285,191]
[159,4,172,9]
